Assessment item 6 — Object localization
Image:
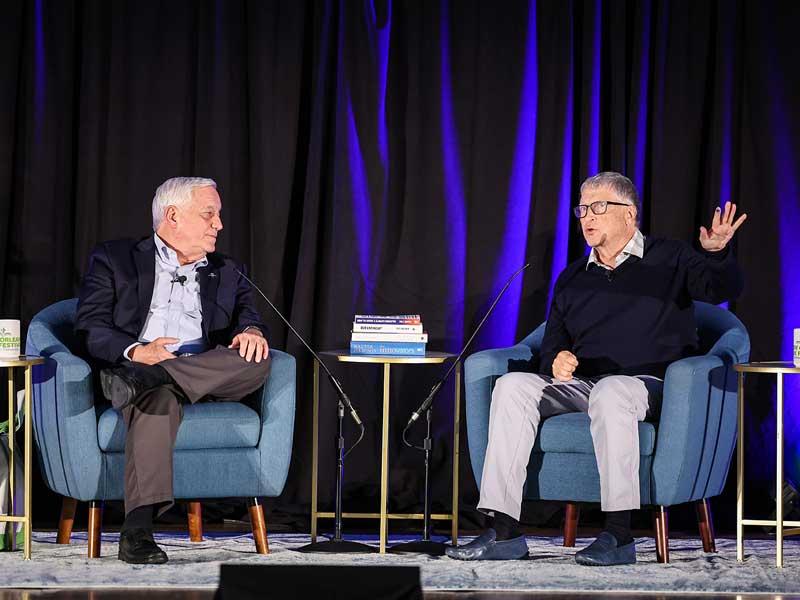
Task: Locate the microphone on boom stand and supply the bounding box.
[236,268,375,553]
[390,263,531,555]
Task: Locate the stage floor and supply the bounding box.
[0,530,797,597]
[0,591,798,599]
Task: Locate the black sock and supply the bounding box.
[492,511,523,541]
[121,505,154,533]
[126,363,174,388]
[604,510,633,545]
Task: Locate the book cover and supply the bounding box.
[351,332,429,343]
[349,341,426,356]
[354,314,421,325]
[352,323,423,333]
[354,314,421,320]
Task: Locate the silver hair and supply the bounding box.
[151,176,217,231]
[580,172,640,222]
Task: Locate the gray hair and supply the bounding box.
[580,172,640,222]
[151,176,217,231]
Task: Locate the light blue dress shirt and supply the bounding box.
[124,233,209,359]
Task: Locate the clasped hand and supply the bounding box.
[131,329,269,365]
[552,350,579,382]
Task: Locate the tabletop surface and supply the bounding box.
[734,361,800,374]
[320,350,456,364]
[0,355,45,367]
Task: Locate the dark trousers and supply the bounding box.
[121,347,271,515]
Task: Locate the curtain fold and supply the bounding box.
[2,0,798,528]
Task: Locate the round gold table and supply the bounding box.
[734,361,800,568]
[310,351,459,553]
[0,355,44,560]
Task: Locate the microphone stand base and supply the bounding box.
[295,539,378,554]
[388,539,447,556]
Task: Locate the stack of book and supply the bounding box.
[349,314,428,356]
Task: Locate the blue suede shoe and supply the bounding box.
[445,529,528,561]
[575,531,636,566]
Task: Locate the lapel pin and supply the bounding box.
[208,272,217,278]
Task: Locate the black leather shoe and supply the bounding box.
[575,531,636,566]
[100,365,170,410]
[118,528,168,564]
[445,529,529,561]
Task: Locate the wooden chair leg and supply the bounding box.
[563,502,580,547]
[87,500,104,559]
[696,498,716,553]
[188,501,203,542]
[653,506,669,564]
[57,497,78,545]
[248,497,270,555]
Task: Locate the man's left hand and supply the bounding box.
[699,201,747,252]
[229,328,269,363]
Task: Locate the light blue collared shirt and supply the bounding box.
[124,234,208,359]
[586,229,645,271]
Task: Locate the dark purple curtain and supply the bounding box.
[2,0,799,532]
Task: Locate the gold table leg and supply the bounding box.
[776,372,784,568]
[311,359,319,543]
[379,363,391,554]
[6,367,15,553]
[736,372,744,562]
[7,368,14,526]
[451,362,461,544]
[23,366,32,560]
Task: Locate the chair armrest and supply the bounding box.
[651,354,738,506]
[464,344,534,488]
[32,351,104,501]
[255,349,296,497]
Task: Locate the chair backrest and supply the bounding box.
[693,301,750,363]
[26,298,79,358]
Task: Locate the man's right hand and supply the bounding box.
[552,350,579,382]
[129,337,179,365]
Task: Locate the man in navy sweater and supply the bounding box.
[447,172,747,565]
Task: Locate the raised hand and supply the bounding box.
[699,201,747,252]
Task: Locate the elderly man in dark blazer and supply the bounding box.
[76,177,270,564]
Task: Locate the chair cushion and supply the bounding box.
[533,413,656,456]
[97,402,261,452]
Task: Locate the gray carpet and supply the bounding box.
[0,531,798,593]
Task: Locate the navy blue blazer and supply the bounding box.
[75,236,267,366]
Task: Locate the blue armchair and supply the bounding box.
[464,301,749,562]
[26,299,296,557]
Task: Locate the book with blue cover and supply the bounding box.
[349,341,426,356]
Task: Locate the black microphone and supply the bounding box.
[405,263,531,429]
[234,268,364,428]
[171,274,188,286]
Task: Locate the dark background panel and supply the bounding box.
[1,0,798,534]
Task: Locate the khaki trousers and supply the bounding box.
[477,372,662,519]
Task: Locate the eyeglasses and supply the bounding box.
[573,200,631,219]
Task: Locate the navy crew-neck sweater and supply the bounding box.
[538,237,743,379]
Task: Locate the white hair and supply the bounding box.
[151,177,217,231]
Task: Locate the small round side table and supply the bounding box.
[0,355,44,560]
[310,351,460,554]
[734,361,800,568]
